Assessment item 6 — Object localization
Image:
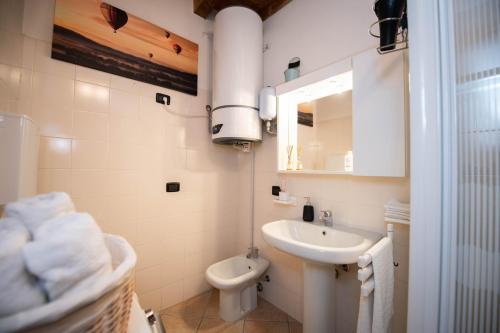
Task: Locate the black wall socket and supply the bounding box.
[272,185,281,196]
[156,93,171,105]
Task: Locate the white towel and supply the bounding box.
[384,199,410,213]
[23,213,112,301]
[384,206,410,213]
[357,254,372,268]
[358,265,374,283]
[4,192,75,233]
[128,294,152,333]
[368,237,394,333]
[384,217,410,225]
[0,218,46,317]
[357,278,374,333]
[384,212,410,220]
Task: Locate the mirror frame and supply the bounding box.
[276,58,353,175]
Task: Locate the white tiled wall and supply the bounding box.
[234,0,411,331]
[1,0,411,330]
[0,0,240,311]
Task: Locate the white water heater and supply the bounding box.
[212,6,263,143]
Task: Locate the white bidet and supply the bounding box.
[205,255,269,322]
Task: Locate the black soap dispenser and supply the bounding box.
[303,197,314,222]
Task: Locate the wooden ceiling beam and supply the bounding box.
[193,0,215,18]
[193,0,292,21]
[256,0,291,20]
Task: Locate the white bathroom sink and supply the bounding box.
[261,219,381,264]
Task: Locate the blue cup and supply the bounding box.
[284,68,299,81]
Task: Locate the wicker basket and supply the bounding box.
[25,270,135,333]
[0,235,137,333]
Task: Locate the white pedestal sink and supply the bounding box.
[262,220,380,333]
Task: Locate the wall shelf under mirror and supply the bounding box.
[277,170,353,175]
[276,49,408,178]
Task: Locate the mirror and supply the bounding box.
[297,91,352,171]
[276,63,353,174]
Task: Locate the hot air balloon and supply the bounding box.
[173,44,182,55]
[100,3,128,33]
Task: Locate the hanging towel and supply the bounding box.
[22,213,112,301]
[358,265,374,283]
[4,192,75,233]
[357,279,374,333]
[0,218,46,316]
[358,254,372,268]
[370,237,394,333]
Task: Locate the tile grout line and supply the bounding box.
[195,290,212,332]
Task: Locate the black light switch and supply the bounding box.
[166,182,180,192]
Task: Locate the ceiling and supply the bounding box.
[193,0,292,21]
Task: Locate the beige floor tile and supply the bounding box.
[198,317,244,333]
[160,314,200,333]
[159,290,298,333]
[162,290,212,320]
[184,291,212,317]
[204,289,220,318]
[243,321,289,333]
[245,298,288,322]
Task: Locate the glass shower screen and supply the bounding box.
[440,0,500,332]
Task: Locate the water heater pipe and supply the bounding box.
[250,145,256,253]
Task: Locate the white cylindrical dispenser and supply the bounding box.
[259,86,276,121]
[212,6,263,143]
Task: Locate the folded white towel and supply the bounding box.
[4,192,75,233]
[384,213,409,220]
[384,217,410,225]
[0,218,46,317]
[368,237,394,333]
[23,213,112,301]
[384,199,410,213]
[385,205,409,210]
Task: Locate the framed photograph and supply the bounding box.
[52,0,199,95]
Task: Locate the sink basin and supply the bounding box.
[262,219,381,264]
[261,219,381,333]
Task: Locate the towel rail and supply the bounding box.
[357,224,395,268]
[358,223,396,296]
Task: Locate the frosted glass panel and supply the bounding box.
[444,0,500,332]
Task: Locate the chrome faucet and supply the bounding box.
[319,210,333,227]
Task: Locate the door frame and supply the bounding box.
[407,0,447,331]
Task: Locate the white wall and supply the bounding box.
[0,0,241,312]
[263,0,378,86]
[236,1,411,331]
